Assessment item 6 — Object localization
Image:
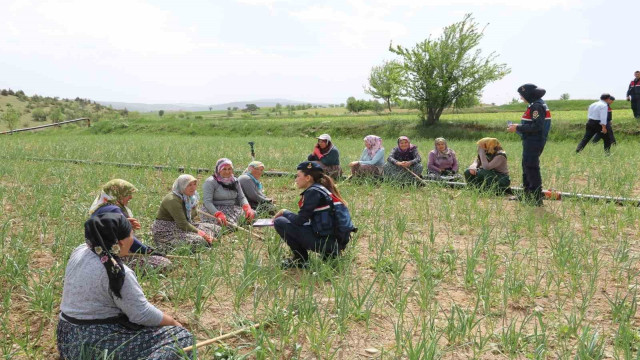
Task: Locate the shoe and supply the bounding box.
[281,258,309,269]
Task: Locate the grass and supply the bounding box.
[2,126,640,358]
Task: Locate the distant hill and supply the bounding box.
[98,99,331,112]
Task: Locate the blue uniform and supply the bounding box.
[516,98,551,204]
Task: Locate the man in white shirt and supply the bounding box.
[576,93,615,154]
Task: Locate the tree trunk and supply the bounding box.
[386,98,392,112]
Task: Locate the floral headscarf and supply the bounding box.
[88,179,138,216]
[364,135,383,158]
[434,137,454,159]
[243,161,265,191]
[214,158,236,185]
[476,137,502,155]
[84,213,132,299]
[397,136,416,153]
[172,174,199,222]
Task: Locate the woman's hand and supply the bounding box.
[159,313,183,327]
[507,124,518,133]
[242,204,256,221]
[197,230,213,244]
[127,217,141,230]
[468,168,477,175]
[273,209,286,219]
[214,211,228,226]
[313,146,323,159]
[349,161,359,167]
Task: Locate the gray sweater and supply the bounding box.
[238,174,271,208]
[202,176,249,214]
[59,245,163,326]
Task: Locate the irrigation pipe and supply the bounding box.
[182,322,263,352]
[124,253,197,261]
[9,156,640,206]
[0,117,90,135]
[197,209,265,241]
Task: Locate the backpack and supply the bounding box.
[309,185,357,247]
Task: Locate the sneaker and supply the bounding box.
[281,258,309,269]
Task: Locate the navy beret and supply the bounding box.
[297,161,324,172]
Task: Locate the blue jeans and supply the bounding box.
[274,212,338,262]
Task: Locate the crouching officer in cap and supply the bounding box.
[273,161,355,269]
[507,84,552,206]
[576,93,616,154]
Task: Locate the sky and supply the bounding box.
[1,0,638,106]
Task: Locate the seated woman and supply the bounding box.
[307,133,342,180]
[348,135,384,177]
[88,179,171,270]
[274,161,355,269]
[238,161,277,215]
[426,137,460,179]
[57,213,192,360]
[200,158,255,226]
[464,137,511,193]
[151,174,219,252]
[383,136,423,183]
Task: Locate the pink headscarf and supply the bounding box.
[214,158,236,185]
[364,135,383,158]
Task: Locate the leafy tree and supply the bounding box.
[1,104,21,133]
[50,107,64,124]
[120,108,129,116]
[244,104,259,112]
[389,14,510,124]
[226,110,233,117]
[1,89,8,96]
[158,110,165,117]
[32,108,47,122]
[232,107,239,111]
[209,106,213,111]
[365,60,404,112]
[560,93,570,101]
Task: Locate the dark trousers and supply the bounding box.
[274,212,338,262]
[576,120,611,153]
[632,97,640,118]
[522,138,545,201]
[591,121,616,147]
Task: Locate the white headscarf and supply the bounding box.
[172,174,199,222]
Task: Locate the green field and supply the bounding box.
[2,112,640,359]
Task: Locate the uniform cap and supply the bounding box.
[296,161,324,172]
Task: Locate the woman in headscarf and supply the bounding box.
[426,137,460,179]
[151,174,220,253]
[200,158,255,226]
[383,136,423,183]
[89,179,171,269]
[57,213,192,360]
[238,161,277,215]
[464,137,511,193]
[348,135,384,177]
[307,133,342,180]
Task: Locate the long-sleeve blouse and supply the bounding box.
[238,174,271,208]
[387,146,421,165]
[468,150,509,175]
[202,176,248,214]
[155,193,199,232]
[358,148,385,167]
[427,150,458,173]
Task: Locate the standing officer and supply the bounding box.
[507,84,551,206]
[576,93,616,154]
[627,71,640,119]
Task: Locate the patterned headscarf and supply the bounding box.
[434,137,454,159]
[88,179,138,216]
[364,135,383,158]
[397,136,416,153]
[476,137,502,155]
[84,213,132,299]
[172,174,199,222]
[214,158,236,185]
[243,161,265,191]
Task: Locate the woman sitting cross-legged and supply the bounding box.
[200,158,256,226]
[57,213,193,360]
[426,137,460,180]
[307,133,342,180]
[273,161,355,269]
[348,135,384,178]
[238,161,277,216]
[383,136,423,183]
[464,137,511,194]
[88,179,171,270]
[151,174,220,253]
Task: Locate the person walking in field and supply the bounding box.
[57,213,193,360]
[88,179,171,270]
[151,174,220,252]
[576,93,616,154]
[464,137,511,193]
[273,161,355,269]
[507,83,552,206]
[627,70,640,119]
[307,133,342,180]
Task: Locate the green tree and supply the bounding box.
[32,108,47,122]
[560,93,570,101]
[50,107,64,124]
[389,14,510,124]
[158,110,165,117]
[365,60,404,112]
[1,104,21,133]
[244,104,259,112]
